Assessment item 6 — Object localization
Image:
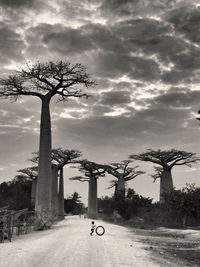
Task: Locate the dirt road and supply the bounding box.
[0,216,177,267]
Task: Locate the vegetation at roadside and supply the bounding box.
[99,184,200,229]
[64,192,85,215]
[0,176,33,210]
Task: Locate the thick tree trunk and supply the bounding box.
[116,176,125,198]
[113,182,117,198]
[160,167,173,203]
[87,177,98,219]
[35,98,52,218]
[58,167,65,219]
[51,166,59,219]
[31,180,36,206]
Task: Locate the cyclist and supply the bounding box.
[90,221,96,236]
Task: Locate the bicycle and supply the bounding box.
[94,225,105,236]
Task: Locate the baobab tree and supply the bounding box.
[130,149,199,202]
[150,166,163,183]
[70,160,106,219]
[107,180,118,197]
[31,148,81,219]
[104,160,145,198]
[51,148,81,219]
[0,61,94,218]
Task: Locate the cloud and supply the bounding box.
[89,50,161,82]
[151,88,200,109]
[100,90,132,106]
[54,99,194,154]
[25,23,94,60]
[0,22,25,64]
[112,16,200,84]
[43,26,93,55]
[82,23,125,53]
[0,0,35,8]
[57,0,103,26]
[167,4,200,43]
[113,18,172,44]
[100,0,179,18]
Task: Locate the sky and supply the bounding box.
[0,0,200,204]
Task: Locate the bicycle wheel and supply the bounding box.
[95,226,105,236]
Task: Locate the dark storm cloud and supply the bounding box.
[91,51,132,78]
[0,100,39,131]
[25,19,162,82]
[22,2,199,85]
[100,0,178,18]
[0,0,34,8]
[161,70,191,84]
[100,90,132,106]
[90,105,114,117]
[161,45,200,84]
[111,15,200,84]
[54,103,194,159]
[151,88,200,109]
[113,18,172,45]
[114,18,188,62]
[167,4,200,43]
[43,27,93,55]
[58,0,101,25]
[56,88,194,144]
[114,82,133,90]
[171,47,200,71]
[130,56,161,81]
[0,100,40,172]
[91,50,161,80]
[0,22,25,64]
[82,23,126,53]
[26,23,93,57]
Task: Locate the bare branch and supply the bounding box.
[75,160,107,179]
[105,160,144,181]
[30,148,82,169]
[106,180,117,190]
[130,149,200,169]
[150,166,163,183]
[0,61,95,102]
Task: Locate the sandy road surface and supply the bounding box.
[0,216,173,267]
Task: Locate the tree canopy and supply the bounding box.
[105,160,144,181]
[130,149,199,168]
[71,160,106,181]
[0,61,95,101]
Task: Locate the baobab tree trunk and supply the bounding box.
[58,167,65,219]
[116,176,125,197]
[113,182,117,198]
[35,98,52,218]
[31,180,37,206]
[160,167,173,203]
[87,177,98,219]
[51,167,59,219]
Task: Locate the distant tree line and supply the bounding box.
[98,184,200,228]
[64,192,85,215]
[0,176,32,210]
